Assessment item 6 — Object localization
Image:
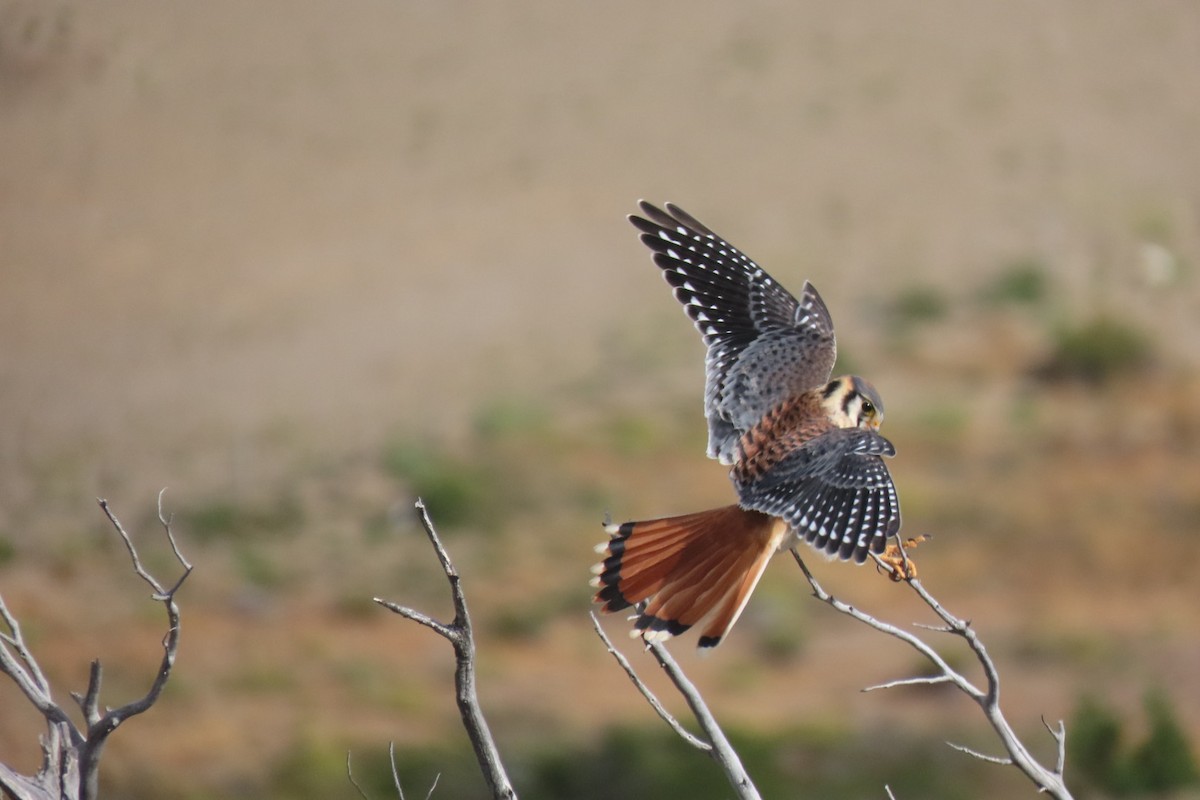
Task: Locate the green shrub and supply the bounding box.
[1071,689,1199,795]
[1039,317,1152,384]
[889,284,949,327]
[1131,689,1200,793]
[178,496,303,544]
[472,397,548,442]
[1072,694,1128,792]
[382,440,498,529]
[980,258,1049,306]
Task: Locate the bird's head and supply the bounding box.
[820,375,885,430]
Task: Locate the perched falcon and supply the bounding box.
[592,201,902,649]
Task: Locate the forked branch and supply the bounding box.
[590,614,762,800]
[375,499,517,800]
[0,491,192,800]
[792,546,1073,799]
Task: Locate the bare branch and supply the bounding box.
[643,639,763,800]
[157,488,193,575]
[590,612,761,798]
[791,549,983,701]
[378,499,516,800]
[347,751,372,800]
[388,742,405,800]
[347,742,439,800]
[589,613,710,752]
[373,599,456,640]
[947,741,1014,765]
[792,547,1074,799]
[70,661,103,728]
[79,498,193,798]
[0,494,192,800]
[861,674,955,693]
[1042,717,1068,779]
[0,596,81,740]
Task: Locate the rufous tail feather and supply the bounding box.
[591,505,787,649]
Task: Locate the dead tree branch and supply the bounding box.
[0,491,192,800]
[589,613,710,751]
[375,499,517,800]
[792,547,1073,799]
[591,614,762,799]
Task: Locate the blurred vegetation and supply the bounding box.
[886,283,950,333]
[382,439,504,529]
[380,397,560,530]
[247,723,1023,800]
[978,257,1050,307]
[176,495,304,544]
[135,689,1192,799]
[1038,316,1153,384]
[1071,689,1199,797]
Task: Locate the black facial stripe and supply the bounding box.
[841,390,858,417]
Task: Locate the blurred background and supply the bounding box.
[2,2,1198,797]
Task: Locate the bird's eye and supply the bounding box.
[861,400,875,415]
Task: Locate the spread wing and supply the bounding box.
[629,201,837,464]
[734,427,900,563]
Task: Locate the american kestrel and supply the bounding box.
[592,201,902,649]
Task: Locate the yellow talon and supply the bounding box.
[877,535,930,581]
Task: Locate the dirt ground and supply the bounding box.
[2,2,1199,797]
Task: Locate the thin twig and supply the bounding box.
[377,499,516,800]
[0,597,79,737]
[1042,716,1068,779]
[644,640,763,800]
[70,661,103,728]
[157,489,193,574]
[590,613,761,798]
[589,613,711,751]
[388,742,406,800]
[861,674,954,693]
[946,741,1013,765]
[373,600,455,640]
[347,751,371,800]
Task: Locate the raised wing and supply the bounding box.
[734,427,900,563]
[630,201,837,464]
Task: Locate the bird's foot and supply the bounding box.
[876,535,929,581]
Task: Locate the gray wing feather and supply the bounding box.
[735,428,900,563]
[630,202,838,463]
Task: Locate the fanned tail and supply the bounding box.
[591,505,787,649]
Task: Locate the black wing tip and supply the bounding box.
[628,213,653,233]
[630,200,716,238]
[631,200,673,228]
